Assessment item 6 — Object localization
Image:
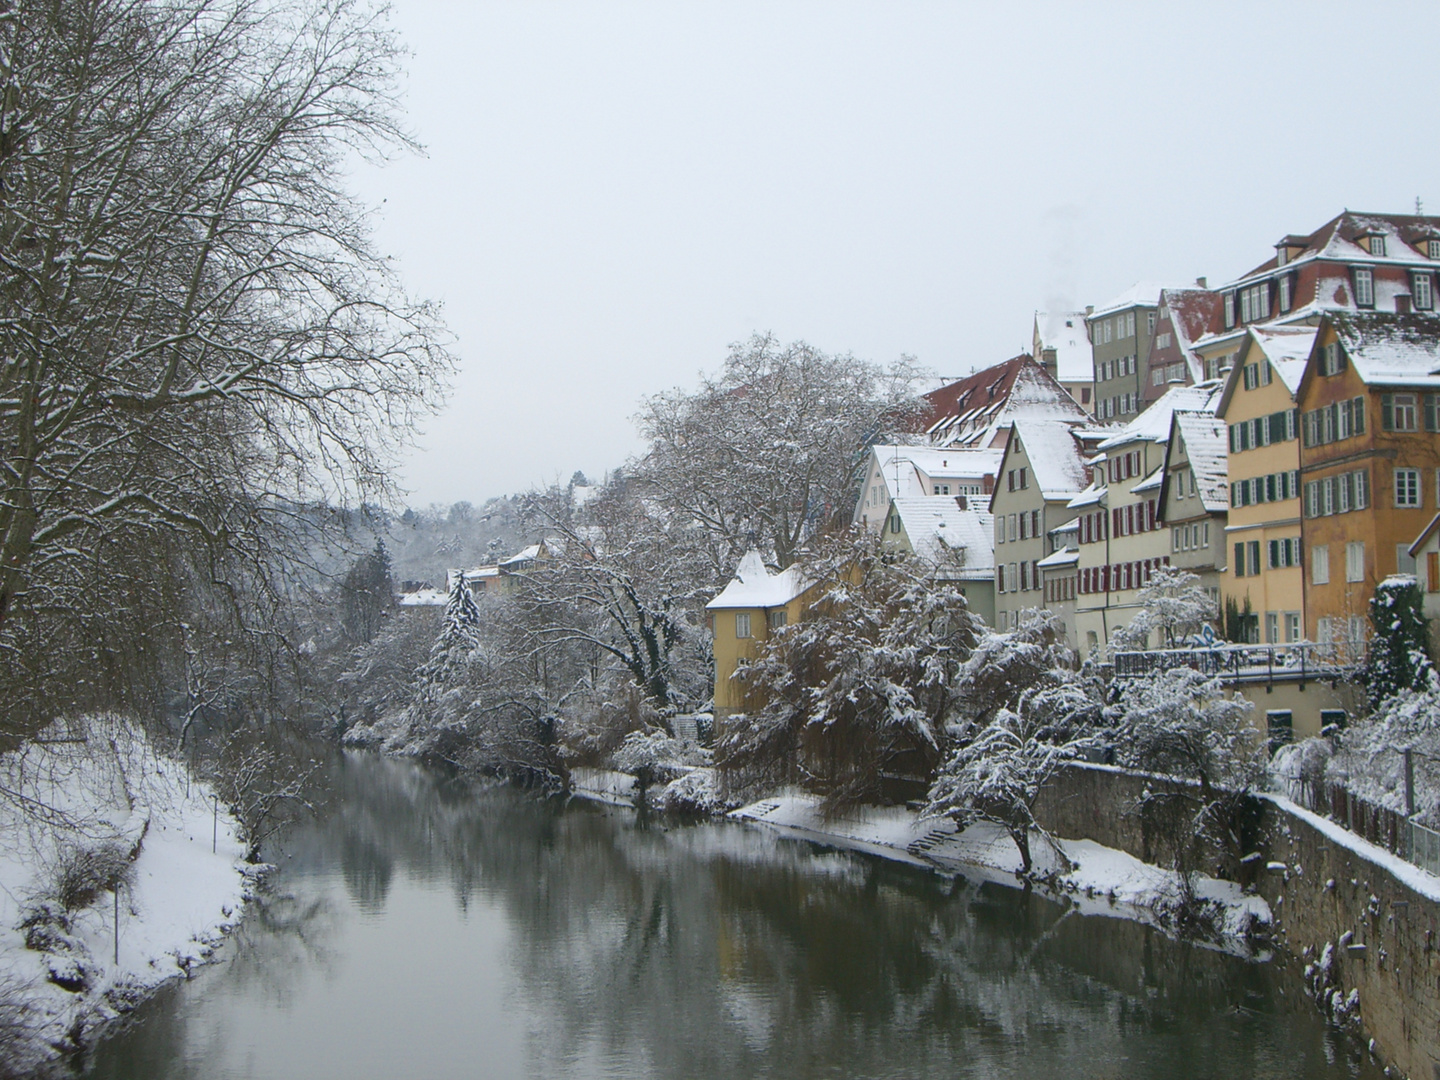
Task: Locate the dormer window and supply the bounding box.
[1370,234,1387,257]
[1429,239,1440,259]
[1278,274,1293,313]
[1224,292,1236,328]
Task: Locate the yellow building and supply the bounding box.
[706,551,817,720]
[1215,326,1316,643]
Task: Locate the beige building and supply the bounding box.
[1071,381,1223,656]
[989,418,1098,640]
[883,497,996,625]
[1215,326,1316,644]
[1156,411,1229,610]
[854,443,1000,532]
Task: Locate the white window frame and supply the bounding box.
[1415,272,1434,311]
[1312,543,1329,585]
[735,612,752,639]
[1346,541,1365,583]
[1396,467,1421,507]
[1354,266,1375,307]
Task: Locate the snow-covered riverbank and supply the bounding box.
[0,717,256,1075]
[569,765,1271,950]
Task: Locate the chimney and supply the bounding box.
[955,495,968,511]
[1084,304,1094,315]
[1397,294,1413,315]
[1041,346,1058,377]
[1195,276,1207,289]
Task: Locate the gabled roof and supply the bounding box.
[921,355,1087,447]
[1037,546,1079,569]
[1325,311,1440,389]
[1033,310,1093,383]
[1215,325,1317,417]
[1173,411,1230,513]
[1007,418,1092,499]
[707,550,810,610]
[891,497,994,576]
[1130,465,1164,494]
[1410,512,1440,558]
[1097,380,1224,450]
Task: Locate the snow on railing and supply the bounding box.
[1112,641,1361,684]
[1281,777,1440,879]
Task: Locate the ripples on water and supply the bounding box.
[85,753,1380,1080]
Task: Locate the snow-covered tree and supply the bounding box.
[632,334,924,573]
[925,701,1091,875]
[1109,567,1217,652]
[951,609,1075,729]
[719,530,981,809]
[1112,667,1265,888]
[342,541,396,644]
[1323,682,1440,825]
[1364,575,1434,710]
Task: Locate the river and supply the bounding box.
[84,752,1379,1079]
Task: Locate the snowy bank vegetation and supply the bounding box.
[0,716,254,1073]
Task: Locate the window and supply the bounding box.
[1103,320,1113,344]
[1243,363,1259,390]
[1240,282,1270,323]
[1285,612,1301,643]
[1019,467,1028,489]
[1370,234,1386,257]
[1265,612,1279,644]
[1268,537,1301,568]
[1224,292,1236,328]
[1353,266,1375,307]
[1009,563,1018,593]
[1346,541,1365,583]
[1278,274,1293,313]
[1431,239,1440,260]
[889,513,902,534]
[1415,273,1434,311]
[1147,311,1156,334]
[1382,393,1419,431]
[1156,331,1172,349]
[1008,514,1017,542]
[1317,342,1346,377]
[1019,513,1029,540]
[1153,367,1164,386]
[1396,467,1421,507]
[768,609,787,631]
[1312,544,1330,585]
[1320,709,1349,732]
[735,612,751,638]
[933,484,950,495]
[1267,710,1294,752]
[996,519,1004,544]
[1398,544,1417,576]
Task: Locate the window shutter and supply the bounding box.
[1287,409,1297,441]
[1427,394,1439,433]
[1382,394,1394,431]
[1235,543,1245,576]
[1230,424,1239,453]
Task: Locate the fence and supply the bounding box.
[1113,642,1359,685]
[1282,778,1440,878]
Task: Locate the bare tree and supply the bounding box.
[0,0,450,738]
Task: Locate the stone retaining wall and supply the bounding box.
[1037,762,1440,1080]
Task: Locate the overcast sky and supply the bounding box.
[353,1,1440,508]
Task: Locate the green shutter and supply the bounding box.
[1382,394,1394,430]
[1235,543,1245,577]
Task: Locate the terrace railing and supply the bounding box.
[1112,641,1361,686]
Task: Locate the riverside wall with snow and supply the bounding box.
[1038,762,1440,1080]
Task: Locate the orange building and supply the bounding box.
[1297,312,1440,655]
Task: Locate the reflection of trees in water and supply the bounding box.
[89,754,1378,1080]
[309,756,1369,1080]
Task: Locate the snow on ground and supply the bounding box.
[0,716,254,1072]
[729,793,1270,950]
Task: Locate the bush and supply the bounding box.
[48,842,134,914]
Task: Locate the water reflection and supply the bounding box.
[85,753,1379,1080]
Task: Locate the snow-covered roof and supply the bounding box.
[864,443,1004,506]
[921,355,1087,447]
[500,544,542,567]
[1037,547,1080,569]
[1066,481,1105,510]
[1009,418,1091,499]
[1097,380,1224,450]
[1087,282,1187,321]
[1171,411,1230,513]
[1329,311,1440,388]
[398,588,448,607]
[706,550,810,610]
[1154,288,1223,384]
[891,497,994,575]
[1229,211,1440,285]
[1130,465,1164,494]
[1034,310,1093,383]
[1409,512,1440,557]
[1249,326,1317,392]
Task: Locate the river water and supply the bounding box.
[85,753,1379,1080]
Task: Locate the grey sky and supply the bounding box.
[354,1,1440,508]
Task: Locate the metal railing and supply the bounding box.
[1113,641,1361,684]
[1282,777,1440,878]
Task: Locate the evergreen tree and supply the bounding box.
[341,540,396,644]
[1365,575,1434,709]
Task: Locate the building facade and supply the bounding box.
[1086,285,1171,423]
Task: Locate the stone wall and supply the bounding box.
[1036,762,1440,1080]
